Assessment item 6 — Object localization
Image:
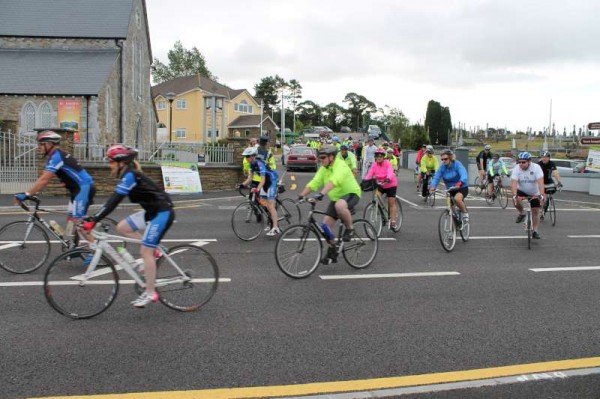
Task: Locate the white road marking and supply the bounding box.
[530,266,600,272]
[319,272,460,280]
[568,235,600,238]
[397,196,420,207]
[0,278,231,287]
[0,243,21,250]
[283,237,397,241]
[218,206,238,210]
[469,236,526,240]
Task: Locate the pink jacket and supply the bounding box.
[365,159,397,189]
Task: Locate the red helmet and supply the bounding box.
[37,130,61,144]
[106,144,138,162]
[374,148,386,156]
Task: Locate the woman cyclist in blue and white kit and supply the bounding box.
[429,149,470,222]
[83,145,175,308]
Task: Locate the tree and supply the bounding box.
[152,40,216,84]
[287,79,303,132]
[400,124,430,150]
[296,100,322,127]
[343,92,376,131]
[425,100,452,145]
[322,102,346,131]
[254,75,287,116]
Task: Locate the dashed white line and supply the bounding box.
[319,272,460,280]
[530,266,600,272]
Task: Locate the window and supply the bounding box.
[37,101,54,128]
[175,128,186,139]
[20,101,37,133]
[157,101,166,110]
[105,86,112,132]
[137,42,143,102]
[236,100,252,113]
[176,99,187,109]
[131,38,136,101]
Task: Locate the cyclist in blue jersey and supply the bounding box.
[240,146,280,236]
[429,149,470,222]
[15,130,96,238]
[83,145,175,308]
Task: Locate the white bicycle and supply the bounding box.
[43,223,219,319]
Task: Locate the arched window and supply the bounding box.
[20,101,37,134]
[37,101,54,128]
[105,86,113,132]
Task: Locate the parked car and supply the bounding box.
[367,125,381,139]
[500,157,515,173]
[340,126,351,133]
[551,159,582,174]
[573,160,599,173]
[286,146,318,172]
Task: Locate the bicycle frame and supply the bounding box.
[18,198,74,247]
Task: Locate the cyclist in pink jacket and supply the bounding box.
[364,148,399,230]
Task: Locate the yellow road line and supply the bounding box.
[31,356,600,399]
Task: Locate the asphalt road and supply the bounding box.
[1,167,600,399]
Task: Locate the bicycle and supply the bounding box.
[541,184,561,226]
[43,223,219,319]
[485,175,509,209]
[231,184,300,241]
[0,196,119,274]
[515,196,540,250]
[473,174,488,196]
[275,198,378,278]
[361,179,403,236]
[438,187,470,252]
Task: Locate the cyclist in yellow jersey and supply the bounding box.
[299,145,361,248]
[336,145,358,177]
[243,138,261,188]
[419,145,439,198]
[386,148,398,172]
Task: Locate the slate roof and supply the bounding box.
[152,75,258,103]
[0,0,134,38]
[229,114,278,129]
[0,48,119,95]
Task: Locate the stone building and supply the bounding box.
[0,0,156,147]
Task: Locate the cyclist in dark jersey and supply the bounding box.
[83,144,175,308]
[15,130,96,238]
[476,144,493,183]
[537,151,563,217]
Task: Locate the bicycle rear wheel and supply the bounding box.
[438,210,456,252]
[231,202,264,241]
[473,177,484,196]
[497,187,508,209]
[279,198,302,224]
[0,221,51,274]
[363,202,383,237]
[392,197,403,232]
[156,244,219,312]
[426,190,436,207]
[459,220,470,242]
[276,199,295,231]
[526,211,532,249]
[275,224,322,278]
[44,248,118,319]
[549,198,556,226]
[343,219,378,269]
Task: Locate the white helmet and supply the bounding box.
[242,147,258,157]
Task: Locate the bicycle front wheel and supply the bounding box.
[438,210,456,252]
[280,198,302,224]
[363,202,383,237]
[231,202,264,241]
[549,198,556,226]
[156,244,219,312]
[44,248,118,319]
[459,220,470,242]
[426,190,436,207]
[473,177,484,196]
[497,187,508,209]
[0,221,50,274]
[392,197,403,232]
[276,199,295,231]
[343,219,378,269]
[526,211,532,249]
[275,224,322,278]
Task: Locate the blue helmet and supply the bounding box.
[484,144,491,150]
[518,151,531,161]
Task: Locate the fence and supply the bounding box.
[73,141,235,165]
[0,131,38,194]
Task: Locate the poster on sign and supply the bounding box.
[585,149,600,173]
[160,162,202,194]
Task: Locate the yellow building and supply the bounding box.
[152,75,276,143]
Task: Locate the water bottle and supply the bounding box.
[117,246,136,267]
[321,223,334,241]
[49,220,65,237]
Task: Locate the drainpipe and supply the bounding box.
[116,39,124,142]
[85,95,90,157]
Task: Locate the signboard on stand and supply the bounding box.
[160,162,202,194]
[58,100,81,143]
[585,149,600,173]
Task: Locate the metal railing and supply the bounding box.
[0,131,38,194]
[73,141,235,165]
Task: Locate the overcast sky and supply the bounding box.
[147,0,600,133]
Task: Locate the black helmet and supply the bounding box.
[542,151,551,157]
[259,135,269,144]
[442,149,454,156]
[318,145,338,156]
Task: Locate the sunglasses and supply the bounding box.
[375,154,385,158]
[244,155,254,158]
[319,155,328,160]
[441,157,449,161]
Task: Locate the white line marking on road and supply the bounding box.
[0,243,20,250]
[319,272,460,280]
[530,266,600,272]
[469,236,526,239]
[0,278,232,287]
[218,206,238,210]
[283,237,397,241]
[568,235,600,238]
[397,196,420,207]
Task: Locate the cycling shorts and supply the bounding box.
[377,185,397,198]
[516,190,541,208]
[260,182,277,200]
[125,209,175,248]
[450,187,469,199]
[325,193,360,220]
[68,184,96,218]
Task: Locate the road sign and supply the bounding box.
[580,136,600,145]
[587,122,600,130]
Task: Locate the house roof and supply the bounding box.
[152,75,260,104]
[0,0,134,39]
[228,114,278,129]
[0,48,119,95]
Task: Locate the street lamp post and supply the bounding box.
[165,92,175,144]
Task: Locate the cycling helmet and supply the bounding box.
[332,136,340,142]
[374,148,386,156]
[318,145,338,156]
[106,144,138,162]
[386,148,394,153]
[442,149,454,156]
[493,153,500,159]
[425,145,434,153]
[542,151,551,157]
[37,130,61,144]
[242,147,258,157]
[518,151,531,161]
[259,135,269,144]
[340,145,349,151]
[484,144,491,150]
[382,142,389,146]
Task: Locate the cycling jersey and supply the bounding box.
[511,162,544,196]
[419,154,439,174]
[387,155,398,171]
[307,158,361,201]
[431,160,469,188]
[415,149,425,165]
[44,149,93,194]
[476,150,493,170]
[364,159,396,189]
[537,160,557,185]
[257,146,277,170]
[243,156,261,183]
[250,158,278,200]
[363,144,377,163]
[487,159,508,177]
[336,151,357,171]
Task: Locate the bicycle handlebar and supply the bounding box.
[17,195,40,212]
